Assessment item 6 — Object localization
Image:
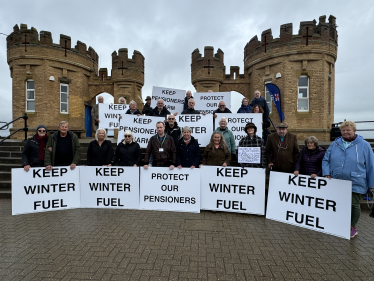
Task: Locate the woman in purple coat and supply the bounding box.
[294,136,326,178]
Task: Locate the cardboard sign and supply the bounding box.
[79,166,140,209]
[152,86,185,113]
[266,172,352,240]
[200,166,265,215]
[174,114,213,146]
[238,147,261,164]
[214,113,262,146]
[194,92,231,114]
[117,115,165,148]
[140,167,200,213]
[12,167,81,215]
[99,103,129,129]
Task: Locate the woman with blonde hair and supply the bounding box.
[202,131,231,167]
[87,128,114,166]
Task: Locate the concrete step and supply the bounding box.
[0,163,20,171]
[0,146,23,152]
[0,151,22,157]
[0,180,11,190]
[0,171,11,180]
[0,157,24,164]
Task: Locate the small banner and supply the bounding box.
[140,167,200,213]
[79,166,140,209]
[152,86,185,113]
[194,92,231,114]
[12,167,81,215]
[99,103,129,129]
[200,166,265,215]
[266,172,352,240]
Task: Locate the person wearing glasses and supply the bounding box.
[45,121,81,170]
[265,123,300,173]
[213,101,231,119]
[143,121,176,170]
[21,125,49,172]
[111,130,141,167]
[86,128,114,166]
[165,114,182,148]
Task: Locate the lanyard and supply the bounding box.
[158,135,166,147]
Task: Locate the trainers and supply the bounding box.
[350,227,358,238]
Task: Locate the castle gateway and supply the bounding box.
[191,15,337,141]
[6,24,144,137]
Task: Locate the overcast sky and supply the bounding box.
[1,0,374,137]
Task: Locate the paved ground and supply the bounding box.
[1,198,374,281]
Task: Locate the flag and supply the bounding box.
[265,84,285,122]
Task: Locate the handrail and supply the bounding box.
[0,113,28,143]
[268,117,276,131]
[0,122,9,130]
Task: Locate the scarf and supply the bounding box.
[35,134,48,161]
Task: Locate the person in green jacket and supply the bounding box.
[45,121,81,170]
[215,117,236,158]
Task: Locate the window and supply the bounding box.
[297,76,309,111]
[26,80,35,112]
[265,82,272,114]
[60,83,69,113]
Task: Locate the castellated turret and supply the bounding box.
[191,15,338,141]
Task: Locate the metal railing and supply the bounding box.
[0,113,28,143]
[331,120,374,141]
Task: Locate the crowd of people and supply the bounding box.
[21,90,374,239]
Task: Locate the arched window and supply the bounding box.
[26,79,35,112]
[297,76,309,112]
[264,81,272,114]
[60,83,69,113]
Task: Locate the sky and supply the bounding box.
[1,0,374,137]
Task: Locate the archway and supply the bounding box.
[231,91,246,113]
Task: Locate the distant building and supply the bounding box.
[6,24,144,138]
[191,15,338,141]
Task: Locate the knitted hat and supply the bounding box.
[36,125,47,131]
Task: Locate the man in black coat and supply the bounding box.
[183,91,193,111]
[181,99,206,115]
[213,101,232,118]
[149,99,171,118]
[165,114,182,148]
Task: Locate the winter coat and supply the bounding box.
[91,103,99,123]
[238,134,266,168]
[250,96,269,119]
[265,132,300,173]
[203,146,231,166]
[87,140,114,166]
[215,127,236,154]
[149,106,170,118]
[165,122,182,147]
[21,135,48,167]
[142,103,152,116]
[295,146,326,176]
[144,134,176,167]
[213,108,232,114]
[176,136,201,167]
[237,104,252,113]
[125,109,142,115]
[44,131,81,166]
[112,141,141,166]
[181,108,201,114]
[322,135,374,194]
[183,96,194,111]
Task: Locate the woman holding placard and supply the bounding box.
[322,121,374,238]
[237,123,266,168]
[111,130,141,167]
[202,132,231,167]
[22,125,49,171]
[87,128,114,166]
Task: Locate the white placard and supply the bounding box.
[200,166,265,215]
[79,166,140,209]
[12,167,81,215]
[152,86,185,113]
[214,113,262,146]
[117,115,165,147]
[175,114,213,146]
[140,167,200,213]
[99,103,129,129]
[238,147,261,164]
[194,92,231,114]
[266,172,352,240]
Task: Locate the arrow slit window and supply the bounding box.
[60,84,69,114]
[26,80,35,112]
[297,76,309,112]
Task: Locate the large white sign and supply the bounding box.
[194,92,231,114]
[152,86,185,113]
[214,113,262,146]
[99,103,129,129]
[117,115,164,147]
[200,166,265,215]
[175,114,213,147]
[79,166,140,209]
[266,172,352,239]
[12,167,81,215]
[140,167,200,213]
